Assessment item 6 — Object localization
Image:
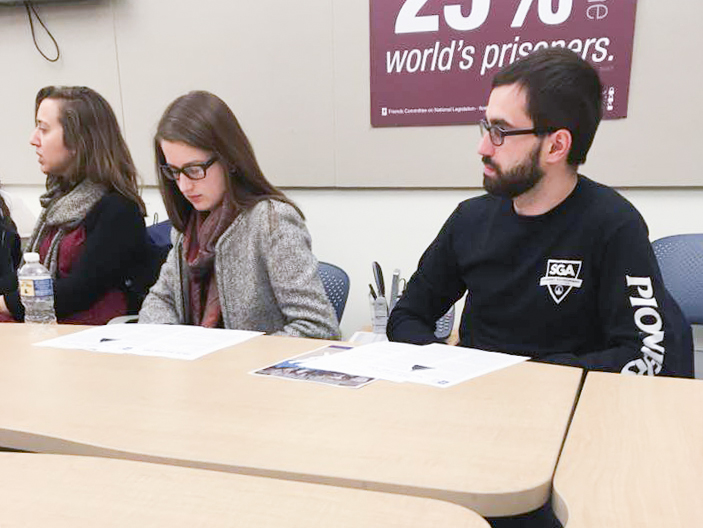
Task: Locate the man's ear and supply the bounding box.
[544,129,572,164]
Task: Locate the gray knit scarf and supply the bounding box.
[26,178,107,276]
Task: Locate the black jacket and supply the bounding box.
[388,176,693,377]
[0,216,20,295]
[5,192,150,320]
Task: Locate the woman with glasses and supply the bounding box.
[0,86,150,324]
[138,91,340,339]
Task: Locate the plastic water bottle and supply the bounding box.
[18,252,57,324]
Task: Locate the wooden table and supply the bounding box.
[0,453,490,527]
[0,323,582,517]
[553,371,703,527]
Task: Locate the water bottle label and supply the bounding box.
[19,278,54,297]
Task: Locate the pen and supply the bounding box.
[369,283,377,300]
[372,261,385,297]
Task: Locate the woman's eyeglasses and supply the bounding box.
[160,156,218,181]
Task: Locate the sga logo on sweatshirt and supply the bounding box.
[539,259,583,304]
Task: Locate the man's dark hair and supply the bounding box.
[492,48,603,167]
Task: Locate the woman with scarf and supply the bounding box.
[0,86,149,324]
[138,91,340,339]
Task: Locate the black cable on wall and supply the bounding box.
[25,1,60,62]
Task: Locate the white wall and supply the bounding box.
[6,183,703,339]
[2,1,702,189]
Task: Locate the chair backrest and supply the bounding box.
[147,220,174,251]
[122,220,174,314]
[651,234,703,324]
[318,262,350,323]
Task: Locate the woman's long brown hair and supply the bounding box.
[154,91,300,232]
[36,86,146,215]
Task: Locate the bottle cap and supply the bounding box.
[23,252,40,263]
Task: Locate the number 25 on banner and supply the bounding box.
[396,0,573,34]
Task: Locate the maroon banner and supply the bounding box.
[370,0,638,127]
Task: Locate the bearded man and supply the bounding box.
[387,48,692,378]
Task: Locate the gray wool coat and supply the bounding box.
[139,200,340,339]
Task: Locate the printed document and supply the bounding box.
[299,342,529,387]
[34,324,263,360]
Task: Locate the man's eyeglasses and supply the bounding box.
[479,119,554,147]
[161,156,218,181]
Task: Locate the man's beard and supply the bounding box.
[482,142,544,198]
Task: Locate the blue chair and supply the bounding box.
[147,220,173,251]
[119,220,173,316]
[318,262,350,323]
[652,234,703,378]
[651,234,703,324]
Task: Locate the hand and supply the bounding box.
[0,295,9,316]
[447,331,460,346]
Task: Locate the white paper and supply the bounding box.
[34,324,263,360]
[402,343,529,387]
[348,331,388,345]
[299,341,529,387]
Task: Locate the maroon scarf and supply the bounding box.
[182,202,236,327]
